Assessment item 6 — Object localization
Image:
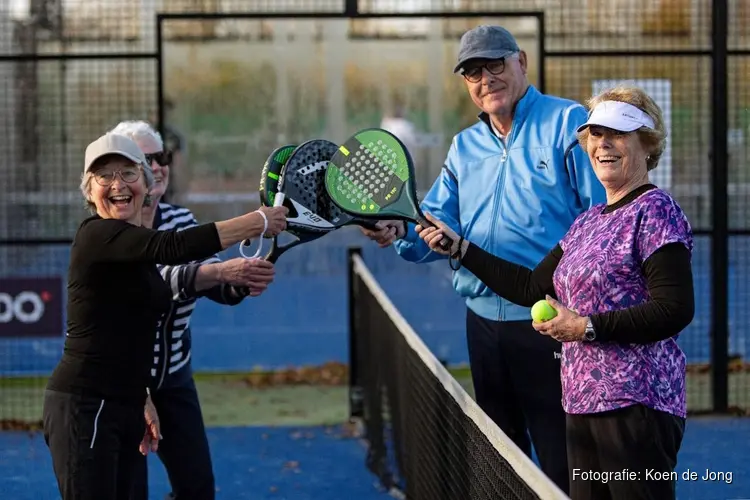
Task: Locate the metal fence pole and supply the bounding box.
[711,0,729,413]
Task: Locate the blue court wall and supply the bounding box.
[0,228,745,376]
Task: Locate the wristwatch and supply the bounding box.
[583,318,596,342]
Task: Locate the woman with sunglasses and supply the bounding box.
[109,120,276,500]
[42,132,287,500]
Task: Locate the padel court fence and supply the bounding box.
[0,0,747,431]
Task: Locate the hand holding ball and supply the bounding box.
[531,299,557,323]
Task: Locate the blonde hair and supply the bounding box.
[577,85,667,171]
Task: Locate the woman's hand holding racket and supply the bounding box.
[415,213,468,258]
[255,205,289,238]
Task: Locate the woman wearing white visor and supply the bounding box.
[416,86,694,500]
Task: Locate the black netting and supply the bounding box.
[0,58,157,242]
[0,0,743,444]
[350,253,567,500]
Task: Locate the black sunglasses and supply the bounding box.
[145,150,173,166]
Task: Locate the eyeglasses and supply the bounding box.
[145,150,173,167]
[461,59,510,83]
[93,167,142,186]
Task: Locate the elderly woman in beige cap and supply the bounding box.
[41,133,288,500]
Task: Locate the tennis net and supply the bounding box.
[347,250,569,500]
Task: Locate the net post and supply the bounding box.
[347,246,364,419]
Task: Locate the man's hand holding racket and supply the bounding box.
[360,220,406,248]
[415,213,468,258]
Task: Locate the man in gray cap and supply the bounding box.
[361,25,606,493]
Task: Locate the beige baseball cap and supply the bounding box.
[83,133,154,188]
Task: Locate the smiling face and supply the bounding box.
[134,135,169,202]
[89,155,148,223]
[585,125,650,190]
[462,52,529,119]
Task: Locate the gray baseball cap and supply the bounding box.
[453,25,520,74]
[84,133,154,189]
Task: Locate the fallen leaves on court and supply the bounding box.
[243,361,349,388]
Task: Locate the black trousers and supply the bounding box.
[465,308,569,494]
[43,389,145,500]
[130,377,215,500]
[567,404,685,500]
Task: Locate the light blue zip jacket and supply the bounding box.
[394,85,607,322]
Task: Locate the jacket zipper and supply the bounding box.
[490,119,518,320]
[156,305,174,390]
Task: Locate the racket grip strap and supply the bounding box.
[239,209,268,259]
[255,209,269,237]
[448,235,464,271]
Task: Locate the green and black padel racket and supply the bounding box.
[325,128,452,252]
[259,144,296,207]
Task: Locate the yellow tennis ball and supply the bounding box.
[531,299,557,322]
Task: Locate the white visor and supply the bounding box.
[577,100,655,134]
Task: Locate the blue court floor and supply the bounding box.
[0,425,390,500]
[0,418,747,499]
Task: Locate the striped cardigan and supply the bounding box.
[151,202,246,389]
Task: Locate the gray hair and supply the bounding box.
[109,120,164,150]
[78,121,161,214]
[80,156,154,214]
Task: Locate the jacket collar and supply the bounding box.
[153,202,164,228]
[477,84,540,135]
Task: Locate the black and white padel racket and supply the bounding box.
[278,139,378,233]
[241,140,376,263]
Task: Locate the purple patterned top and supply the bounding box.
[554,188,693,418]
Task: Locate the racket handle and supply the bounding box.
[266,252,280,264]
[416,216,454,254]
[240,194,282,249]
[273,192,286,207]
[438,235,453,252]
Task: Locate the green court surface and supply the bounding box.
[2,367,748,429]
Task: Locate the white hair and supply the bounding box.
[109,120,164,150]
[79,126,158,214]
[79,165,154,214]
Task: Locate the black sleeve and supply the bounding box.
[590,243,694,343]
[78,218,222,265]
[461,243,563,307]
[197,284,247,306]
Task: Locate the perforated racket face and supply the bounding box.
[280,139,360,233]
[259,145,296,207]
[325,128,419,221]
